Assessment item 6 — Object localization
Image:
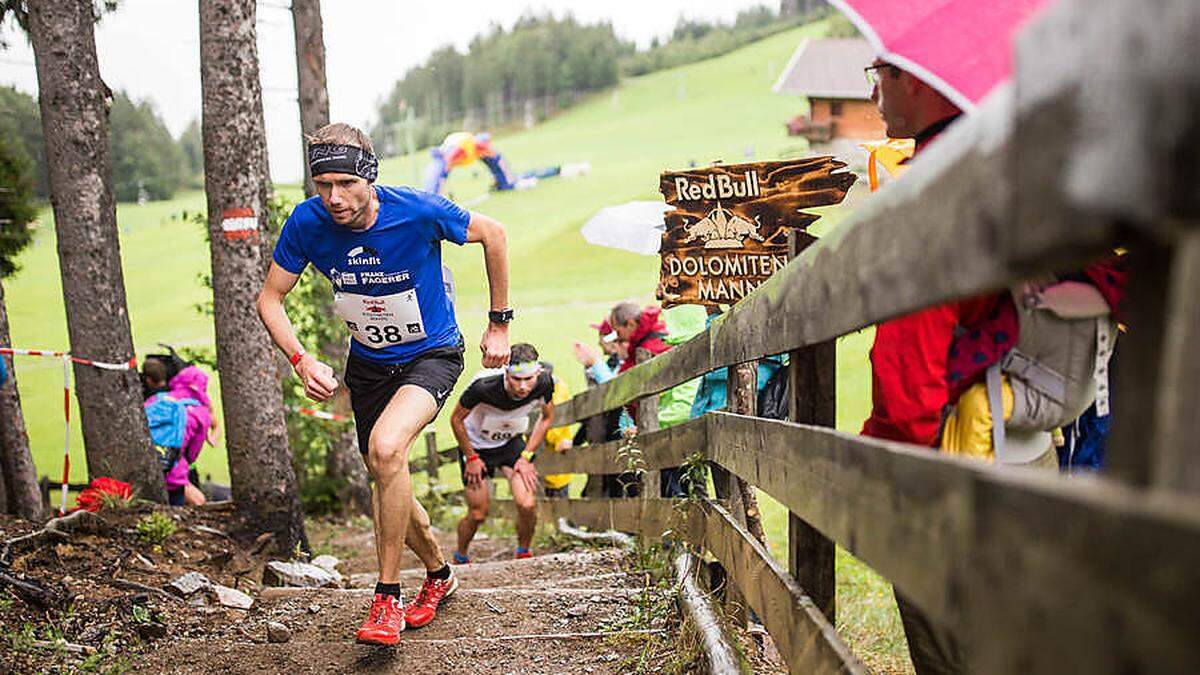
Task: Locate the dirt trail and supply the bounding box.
[133,531,672,674]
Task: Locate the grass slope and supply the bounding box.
[5,20,907,672]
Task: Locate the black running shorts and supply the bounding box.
[459,436,525,481]
[345,344,465,455]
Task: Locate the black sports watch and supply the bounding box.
[488,308,514,325]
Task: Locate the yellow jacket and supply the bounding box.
[543,376,576,490]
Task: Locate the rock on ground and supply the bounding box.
[166,572,211,598]
[310,555,340,575]
[210,585,253,610]
[262,561,341,589]
[265,621,291,644]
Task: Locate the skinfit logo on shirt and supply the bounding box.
[346,246,381,266]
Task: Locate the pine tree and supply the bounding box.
[199,0,306,553]
[25,0,163,500]
[290,0,371,517]
[0,130,43,520]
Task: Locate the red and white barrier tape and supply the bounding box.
[60,355,70,515]
[4,349,353,510]
[0,348,137,371]
[292,406,353,422]
[1,347,137,514]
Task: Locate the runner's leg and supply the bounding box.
[501,465,537,551]
[457,473,491,557]
[405,494,445,571]
[366,384,437,584]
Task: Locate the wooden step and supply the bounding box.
[130,635,647,674]
[259,584,658,643]
[347,549,628,589]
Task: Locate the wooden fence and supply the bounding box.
[413,1,1200,672]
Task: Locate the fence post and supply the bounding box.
[728,362,767,545]
[39,475,51,509]
[718,362,765,629]
[787,229,837,622]
[709,301,744,522]
[583,412,606,497]
[424,431,439,485]
[1107,233,1200,494]
[1151,231,1200,493]
[710,312,747,522]
[1104,242,1167,486]
[635,349,661,499]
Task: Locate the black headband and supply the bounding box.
[308,143,379,182]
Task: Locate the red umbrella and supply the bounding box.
[828,0,1053,110]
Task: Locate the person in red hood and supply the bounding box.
[606,302,702,497]
[608,302,670,370]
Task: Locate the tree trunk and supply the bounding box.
[200,0,306,554]
[0,449,8,515]
[288,8,369,515]
[26,0,163,501]
[0,279,44,521]
[288,0,367,509]
[291,0,331,198]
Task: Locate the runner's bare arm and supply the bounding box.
[256,262,339,402]
[465,212,510,368]
[523,400,554,460]
[515,400,552,492]
[450,402,484,487]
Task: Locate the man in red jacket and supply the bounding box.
[609,301,670,370]
[860,57,967,675]
[860,58,964,448]
[608,301,699,497]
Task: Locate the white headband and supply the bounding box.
[506,361,540,377]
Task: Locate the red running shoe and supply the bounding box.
[356,593,405,645]
[515,546,533,559]
[404,570,458,629]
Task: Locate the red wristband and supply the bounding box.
[465,454,483,465]
[289,348,307,367]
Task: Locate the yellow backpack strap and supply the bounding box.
[861,138,916,192]
[986,364,1007,458]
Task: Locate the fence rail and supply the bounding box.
[408,1,1200,672]
[461,408,1200,672]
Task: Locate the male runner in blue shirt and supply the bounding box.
[257,123,511,645]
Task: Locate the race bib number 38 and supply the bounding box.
[334,290,427,347]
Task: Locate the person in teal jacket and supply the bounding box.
[690,310,785,420]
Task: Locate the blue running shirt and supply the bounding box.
[272,186,470,364]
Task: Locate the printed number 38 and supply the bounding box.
[364,325,403,344]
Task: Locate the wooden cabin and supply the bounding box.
[773,38,886,142]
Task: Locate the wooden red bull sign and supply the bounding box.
[658,157,855,308]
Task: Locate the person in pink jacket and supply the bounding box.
[162,365,218,506]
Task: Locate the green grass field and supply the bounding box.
[5,19,909,672]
